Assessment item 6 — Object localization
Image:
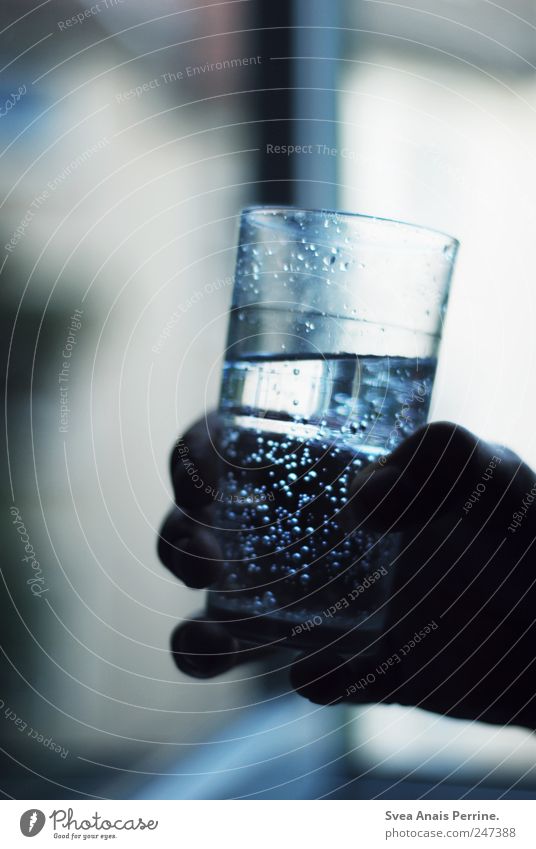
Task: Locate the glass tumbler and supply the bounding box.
[206,207,458,653]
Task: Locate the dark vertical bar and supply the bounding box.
[292,0,341,210]
[252,1,295,205]
[251,0,341,209]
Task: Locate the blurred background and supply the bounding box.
[1,0,536,799]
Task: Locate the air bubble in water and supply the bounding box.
[214,352,435,621]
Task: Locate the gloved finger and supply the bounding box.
[349,421,524,532]
[170,617,272,679]
[170,411,222,510]
[158,507,222,589]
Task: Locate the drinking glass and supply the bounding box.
[206,207,458,653]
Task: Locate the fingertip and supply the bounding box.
[170,620,238,678]
[388,421,478,474]
[170,414,222,510]
[164,531,222,589]
[171,466,215,510]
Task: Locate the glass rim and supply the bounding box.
[241,205,460,250]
